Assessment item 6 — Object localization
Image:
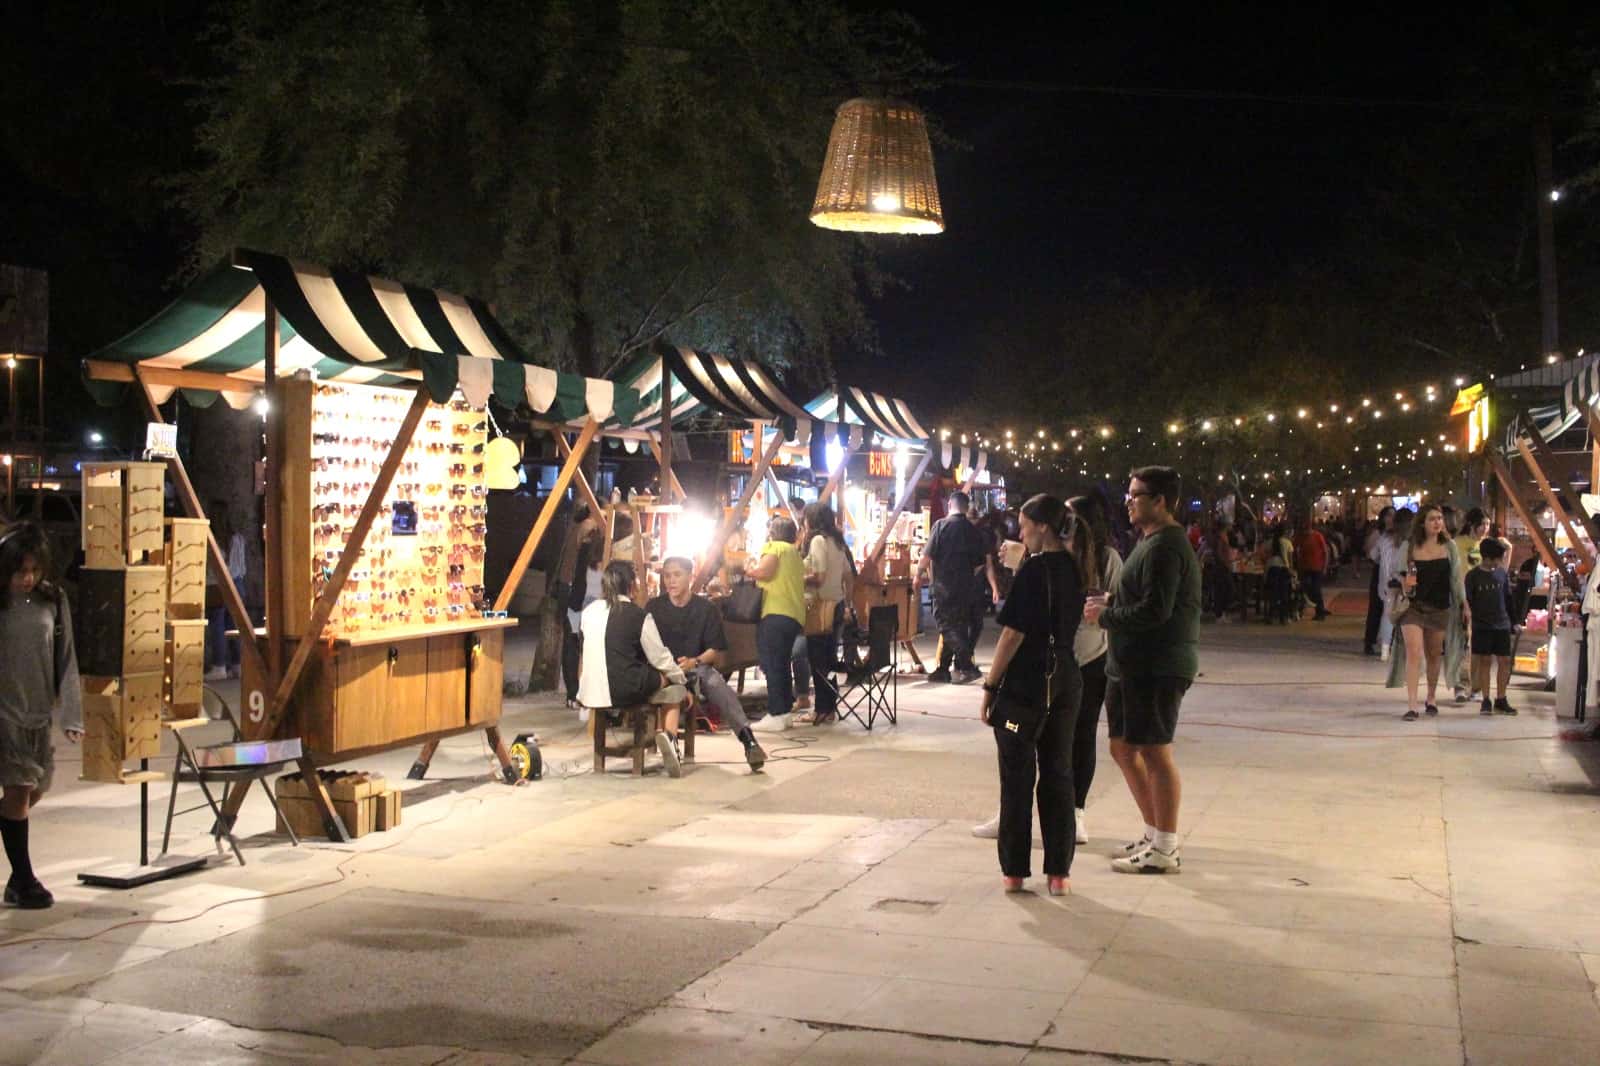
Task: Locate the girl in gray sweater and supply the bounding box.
[0,523,83,909]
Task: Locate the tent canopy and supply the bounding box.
[607,341,816,439]
[84,249,637,425]
[1490,351,1600,451]
[804,385,983,473]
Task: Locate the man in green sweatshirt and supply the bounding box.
[1083,466,1200,874]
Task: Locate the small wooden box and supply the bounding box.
[76,567,168,677]
[165,619,207,714]
[374,788,402,831]
[273,795,375,839]
[80,673,164,782]
[165,518,210,620]
[81,462,167,568]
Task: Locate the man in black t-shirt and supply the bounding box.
[647,558,767,771]
[917,492,998,684]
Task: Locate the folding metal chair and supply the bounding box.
[161,686,303,866]
[834,605,898,729]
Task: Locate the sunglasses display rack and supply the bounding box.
[271,377,514,757]
[297,380,493,639]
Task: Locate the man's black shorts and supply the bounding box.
[1106,676,1190,746]
[1470,626,1512,658]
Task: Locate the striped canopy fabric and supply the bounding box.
[807,386,930,446]
[1493,352,1600,452]
[608,341,816,440]
[84,249,637,425]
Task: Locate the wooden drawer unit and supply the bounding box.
[82,462,166,568]
[76,567,167,677]
[297,638,433,755]
[468,629,504,725]
[164,518,210,620]
[425,635,468,733]
[81,673,164,782]
[165,619,207,713]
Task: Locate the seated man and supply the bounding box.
[578,561,688,777]
[647,556,768,772]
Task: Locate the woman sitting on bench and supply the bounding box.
[577,561,689,776]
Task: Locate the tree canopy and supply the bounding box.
[182,0,939,380]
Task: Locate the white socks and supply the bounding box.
[1143,823,1157,843]
[1152,829,1178,854]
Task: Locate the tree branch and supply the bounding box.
[612,263,691,364]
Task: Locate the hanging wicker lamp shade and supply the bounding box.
[810,98,944,235]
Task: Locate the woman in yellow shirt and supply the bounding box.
[747,515,807,731]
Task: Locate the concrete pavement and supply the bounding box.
[4,587,1600,1064]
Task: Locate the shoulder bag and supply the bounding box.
[1388,543,1413,622]
[722,579,764,625]
[991,558,1060,743]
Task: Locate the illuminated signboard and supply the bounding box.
[867,451,895,478]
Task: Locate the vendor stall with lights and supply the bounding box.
[83,249,637,840]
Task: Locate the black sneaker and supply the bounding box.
[1479,698,1494,716]
[3,878,53,910]
[655,731,682,778]
[1494,699,1519,716]
[953,668,983,685]
[744,739,767,772]
[1402,709,1419,721]
[926,669,952,683]
[1424,704,1439,716]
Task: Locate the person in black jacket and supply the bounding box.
[979,495,1085,896]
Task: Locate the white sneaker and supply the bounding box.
[1379,644,1391,663]
[1111,844,1181,875]
[578,707,591,725]
[752,713,792,733]
[971,812,1000,838]
[1075,809,1088,845]
[1111,835,1152,858]
[204,666,228,682]
[655,731,682,778]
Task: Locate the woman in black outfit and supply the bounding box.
[979,495,1085,896]
[1066,494,1119,845]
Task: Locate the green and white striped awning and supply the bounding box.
[83,249,637,424]
[607,341,816,439]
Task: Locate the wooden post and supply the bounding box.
[816,443,856,507]
[693,424,786,591]
[647,433,688,504]
[1486,449,1563,573]
[658,368,674,502]
[1513,429,1595,569]
[551,427,606,520]
[263,301,283,681]
[765,466,800,523]
[1521,411,1600,554]
[865,449,934,572]
[495,418,601,612]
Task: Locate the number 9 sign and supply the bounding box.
[248,688,266,725]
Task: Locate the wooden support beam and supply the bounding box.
[1513,424,1595,570]
[647,433,688,504]
[85,359,263,395]
[693,424,786,591]
[658,369,674,502]
[1486,448,1563,574]
[263,304,284,682]
[552,427,607,520]
[258,388,431,743]
[864,450,934,572]
[765,466,800,523]
[1522,411,1600,556]
[496,418,601,612]
[815,445,857,507]
[131,369,269,707]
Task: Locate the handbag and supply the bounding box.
[1388,543,1413,622]
[722,580,763,624]
[990,556,1062,743]
[805,597,838,636]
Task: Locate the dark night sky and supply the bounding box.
[855,5,1487,408]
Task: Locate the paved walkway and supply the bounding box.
[4,585,1600,1064]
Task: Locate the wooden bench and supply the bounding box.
[592,697,697,776]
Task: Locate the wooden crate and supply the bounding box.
[164,518,209,620]
[76,567,167,677]
[81,462,167,568]
[273,795,375,839]
[80,673,164,782]
[165,619,207,715]
[374,788,402,831]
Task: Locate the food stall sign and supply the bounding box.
[867,451,895,478]
[1466,395,1491,453]
[727,430,791,466]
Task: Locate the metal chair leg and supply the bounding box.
[190,771,247,866]
[259,779,301,846]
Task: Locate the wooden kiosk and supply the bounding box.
[83,250,638,839]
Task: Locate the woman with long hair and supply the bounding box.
[796,502,851,725]
[563,520,605,712]
[1385,506,1466,720]
[1363,506,1396,655]
[576,561,689,775]
[978,495,1085,895]
[1376,508,1415,662]
[0,523,84,908]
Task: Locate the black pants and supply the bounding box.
[1073,655,1108,810]
[995,673,1081,879]
[561,618,582,702]
[1363,563,1383,649]
[807,602,844,716]
[1206,563,1234,618]
[934,589,980,672]
[1265,567,1294,622]
[1299,570,1327,617]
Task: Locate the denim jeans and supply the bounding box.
[757,614,805,717]
[206,604,236,671]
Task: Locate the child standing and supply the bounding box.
[0,523,84,908]
[1464,538,1518,716]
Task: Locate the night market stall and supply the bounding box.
[82,249,637,844]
